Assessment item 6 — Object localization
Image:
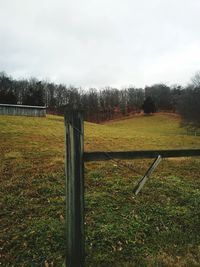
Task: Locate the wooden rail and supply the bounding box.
[84,149,200,162]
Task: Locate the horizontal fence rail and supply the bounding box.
[84,149,200,162]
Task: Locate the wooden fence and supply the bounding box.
[64,111,200,267]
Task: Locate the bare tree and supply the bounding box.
[191,71,200,87]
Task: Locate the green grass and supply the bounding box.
[1,113,200,266]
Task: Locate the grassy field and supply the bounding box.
[1,113,200,266]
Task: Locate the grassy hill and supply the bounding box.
[1,113,200,266]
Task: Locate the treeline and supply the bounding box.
[178,72,200,129]
[0,71,200,127]
[0,72,177,121]
[0,72,144,121]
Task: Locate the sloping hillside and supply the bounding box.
[1,114,200,266]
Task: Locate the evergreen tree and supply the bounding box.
[142,96,156,114]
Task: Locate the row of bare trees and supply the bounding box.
[178,72,200,129]
[0,72,144,121]
[0,71,200,127]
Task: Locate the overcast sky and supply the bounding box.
[1,0,200,88]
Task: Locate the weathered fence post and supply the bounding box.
[64,110,84,267]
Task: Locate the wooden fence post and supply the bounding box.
[64,111,84,267]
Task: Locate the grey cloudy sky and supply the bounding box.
[1,0,200,88]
